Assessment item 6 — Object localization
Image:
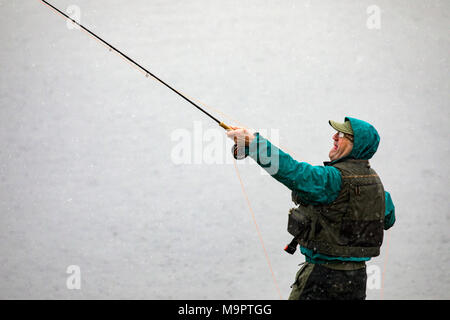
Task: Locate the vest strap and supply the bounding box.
[321,260,366,271]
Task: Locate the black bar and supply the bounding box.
[0,300,445,318]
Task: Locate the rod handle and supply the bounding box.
[219,122,232,130]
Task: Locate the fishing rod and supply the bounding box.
[40,0,277,296]
[40,0,235,133]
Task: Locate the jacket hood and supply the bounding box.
[346,117,380,160]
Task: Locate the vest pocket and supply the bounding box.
[340,219,384,247]
[287,207,314,242]
[339,183,384,247]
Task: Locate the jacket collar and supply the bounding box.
[324,157,370,167]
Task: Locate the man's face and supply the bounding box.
[329,132,354,161]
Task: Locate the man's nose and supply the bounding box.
[332,132,339,140]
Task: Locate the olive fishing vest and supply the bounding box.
[287,159,385,257]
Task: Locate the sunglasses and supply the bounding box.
[337,131,354,142]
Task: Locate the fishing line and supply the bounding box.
[40,0,282,299]
[232,159,283,299]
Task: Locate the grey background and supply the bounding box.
[0,0,449,299]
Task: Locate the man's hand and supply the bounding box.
[226,126,256,147]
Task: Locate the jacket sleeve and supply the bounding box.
[384,191,396,230]
[247,133,342,205]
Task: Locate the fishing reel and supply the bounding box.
[232,144,249,160]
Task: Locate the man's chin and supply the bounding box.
[329,149,339,161]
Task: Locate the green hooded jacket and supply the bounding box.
[248,117,395,263]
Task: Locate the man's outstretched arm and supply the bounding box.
[229,130,342,205]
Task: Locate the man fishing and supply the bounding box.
[41,0,396,301]
[226,117,395,300]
